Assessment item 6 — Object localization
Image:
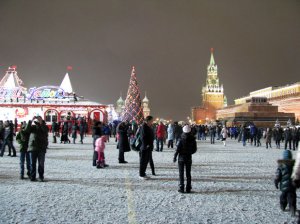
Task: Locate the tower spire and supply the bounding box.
[210,48,215,66]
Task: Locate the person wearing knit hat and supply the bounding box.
[182,125,191,133]
[274,150,296,216]
[173,125,197,193]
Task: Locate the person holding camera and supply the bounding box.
[27,116,49,182]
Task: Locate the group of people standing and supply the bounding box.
[51,119,88,144]
[97,117,197,193]
[238,124,300,150]
[1,116,49,181]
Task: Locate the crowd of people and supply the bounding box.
[2,116,300,221]
[190,123,300,150]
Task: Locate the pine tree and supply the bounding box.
[122,66,144,124]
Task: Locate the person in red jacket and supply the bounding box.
[156,121,165,152]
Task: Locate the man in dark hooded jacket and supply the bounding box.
[174,125,197,193]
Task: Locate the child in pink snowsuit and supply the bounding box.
[95,136,108,168]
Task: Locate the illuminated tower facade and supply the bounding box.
[202,48,225,117]
[192,49,226,123]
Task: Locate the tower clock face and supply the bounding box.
[211,79,216,85]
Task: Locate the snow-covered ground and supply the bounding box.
[0,137,299,224]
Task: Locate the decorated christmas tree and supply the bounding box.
[122,66,144,124]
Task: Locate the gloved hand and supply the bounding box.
[293,180,300,188]
[275,182,279,189]
[173,158,177,163]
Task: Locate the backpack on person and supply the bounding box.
[130,127,142,151]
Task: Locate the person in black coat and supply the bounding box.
[52,121,58,143]
[174,125,197,193]
[79,120,85,144]
[117,121,131,163]
[284,127,292,150]
[174,122,183,143]
[61,121,70,144]
[139,116,155,179]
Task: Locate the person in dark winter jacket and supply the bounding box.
[71,123,79,144]
[117,121,131,163]
[0,121,16,157]
[209,125,216,144]
[273,127,283,149]
[265,128,272,149]
[92,121,103,147]
[173,125,197,193]
[51,121,58,143]
[61,121,70,144]
[274,150,296,216]
[139,116,155,180]
[250,124,257,146]
[238,125,248,147]
[27,116,49,181]
[174,122,183,143]
[256,128,262,147]
[291,127,298,151]
[79,120,85,144]
[16,123,31,179]
[103,124,111,142]
[284,127,292,150]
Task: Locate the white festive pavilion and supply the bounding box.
[0,66,107,130]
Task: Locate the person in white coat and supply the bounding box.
[221,125,228,146]
[167,124,175,148]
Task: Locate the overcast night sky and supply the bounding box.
[0,0,299,120]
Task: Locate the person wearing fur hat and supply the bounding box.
[274,150,296,216]
[173,125,197,193]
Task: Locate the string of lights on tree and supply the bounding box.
[122,66,144,124]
